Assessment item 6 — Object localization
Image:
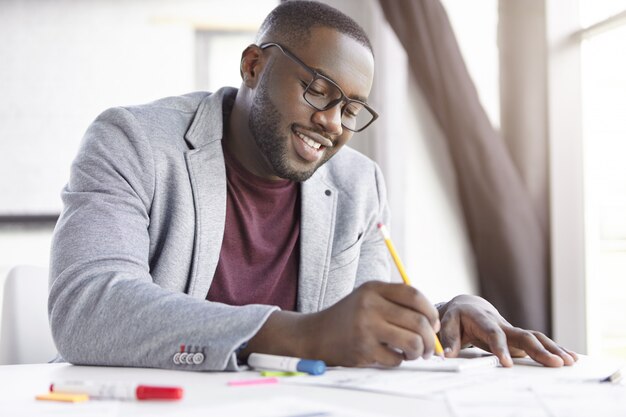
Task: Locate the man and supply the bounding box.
[49,1,576,371]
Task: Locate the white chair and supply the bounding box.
[0,265,58,364]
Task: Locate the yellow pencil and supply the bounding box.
[378,223,445,358]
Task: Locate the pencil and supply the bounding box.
[377,223,445,358]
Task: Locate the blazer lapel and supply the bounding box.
[299,171,337,313]
[183,88,234,299]
[185,144,226,299]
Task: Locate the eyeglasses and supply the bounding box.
[259,42,378,132]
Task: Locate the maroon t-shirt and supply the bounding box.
[206,143,300,311]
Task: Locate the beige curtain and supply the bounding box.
[379,0,550,333]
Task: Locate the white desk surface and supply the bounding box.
[0,356,624,416]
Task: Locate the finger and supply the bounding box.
[383,310,437,358]
[368,343,405,368]
[470,315,513,367]
[354,284,435,360]
[533,333,576,366]
[505,328,564,367]
[378,283,439,327]
[377,321,426,361]
[508,346,529,358]
[378,298,435,336]
[439,309,462,358]
[555,345,579,362]
[372,290,437,356]
[562,347,579,362]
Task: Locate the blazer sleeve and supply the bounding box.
[48,107,277,371]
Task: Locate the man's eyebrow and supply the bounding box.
[351,94,369,103]
[347,92,369,103]
[312,66,369,103]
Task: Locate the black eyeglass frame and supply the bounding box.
[259,42,378,132]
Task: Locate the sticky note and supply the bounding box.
[36,392,90,403]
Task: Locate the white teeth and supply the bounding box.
[297,131,321,150]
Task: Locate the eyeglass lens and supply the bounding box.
[304,77,374,132]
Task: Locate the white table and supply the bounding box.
[0,356,624,416]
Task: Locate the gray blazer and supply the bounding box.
[49,87,392,371]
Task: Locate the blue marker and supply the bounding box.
[247,353,326,375]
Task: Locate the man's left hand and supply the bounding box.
[437,294,578,367]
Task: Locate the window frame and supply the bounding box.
[548,0,626,354]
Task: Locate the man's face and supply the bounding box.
[248,27,375,182]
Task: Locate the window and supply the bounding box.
[550,0,626,358]
[441,0,500,128]
[195,31,257,92]
[580,1,626,358]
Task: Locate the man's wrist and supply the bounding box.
[238,310,315,360]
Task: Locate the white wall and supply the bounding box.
[0,0,276,215]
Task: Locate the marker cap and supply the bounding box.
[296,359,326,375]
[135,385,184,400]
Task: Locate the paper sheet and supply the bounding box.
[401,355,500,372]
[444,377,626,417]
[0,400,119,417]
[285,354,626,412]
[284,366,515,398]
[176,397,388,417]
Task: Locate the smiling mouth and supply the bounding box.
[295,130,323,150]
[290,126,335,164]
[293,126,334,150]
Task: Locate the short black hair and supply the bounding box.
[257,1,373,57]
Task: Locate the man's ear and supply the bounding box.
[240,44,264,88]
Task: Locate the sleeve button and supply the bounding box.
[193,352,205,364]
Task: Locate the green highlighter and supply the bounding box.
[260,371,307,377]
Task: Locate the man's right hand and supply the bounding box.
[241,281,441,367]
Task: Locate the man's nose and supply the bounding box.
[311,103,343,136]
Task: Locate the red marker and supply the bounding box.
[50,381,183,401]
